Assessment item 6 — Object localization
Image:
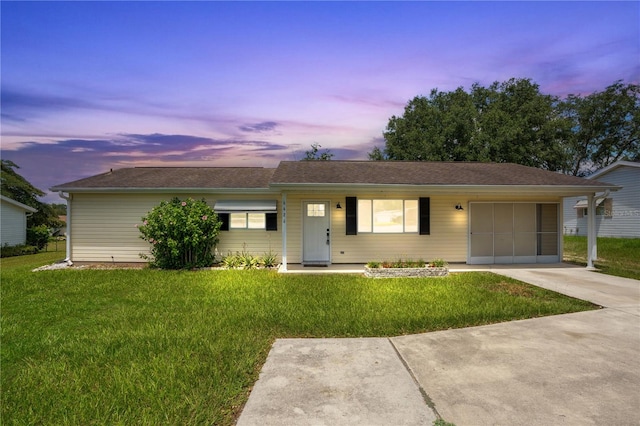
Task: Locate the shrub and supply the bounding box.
[0,244,38,258]
[26,225,50,250]
[137,197,222,269]
[261,251,279,268]
[430,258,448,268]
[369,259,428,268]
[221,252,243,269]
[220,250,279,269]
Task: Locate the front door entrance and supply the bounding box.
[303,201,331,265]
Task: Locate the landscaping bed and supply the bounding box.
[365,258,449,278]
[364,265,449,278]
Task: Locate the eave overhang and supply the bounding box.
[49,187,278,195]
[270,183,621,197]
[51,183,620,198]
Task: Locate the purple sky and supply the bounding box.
[1,1,638,202]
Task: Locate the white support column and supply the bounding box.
[586,193,596,269]
[58,191,73,265]
[281,192,287,272]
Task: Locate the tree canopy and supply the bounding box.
[303,143,334,161]
[1,160,62,227]
[559,81,639,175]
[373,79,639,176]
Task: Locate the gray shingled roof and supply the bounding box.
[271,161,614,187]
[51,167,275,190]
[51,161,617,191]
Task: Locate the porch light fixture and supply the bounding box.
[455,204,464,211]
[336,202,342,209]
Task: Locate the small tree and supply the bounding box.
[137,197,222,269]
[26,224,50,250]
[303,143,334,160]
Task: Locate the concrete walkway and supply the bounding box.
[237,338,437,425]
[237,266,640,426]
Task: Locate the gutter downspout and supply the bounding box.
[586,189,610,270]
[58,191,73,265]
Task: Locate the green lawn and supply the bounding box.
[564,236,640,280]
[2,252,597,425]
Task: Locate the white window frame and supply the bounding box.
[229,212,267,229]
[306,203,326,217]
[357,199,418,234]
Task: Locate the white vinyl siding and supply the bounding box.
[0,200,31,246]
[69,193,281,263]
[563,165,640,238]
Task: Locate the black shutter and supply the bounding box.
[346,197,357,235]
[419,197,430,235]
[219,213,229,231]
[266,213,278,231]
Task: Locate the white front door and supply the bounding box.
[303,201,331,264]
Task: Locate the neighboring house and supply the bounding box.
[0,195,37,246]
[563,161,639,238]
[52,215,67,237]
[50,161,618,268]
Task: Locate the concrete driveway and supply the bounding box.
[238,266,640,426]
[393,266,640,425]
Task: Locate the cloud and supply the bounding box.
[0,87,100,121]
[2,133,292,202]
[328,94,405,111]
[238,121,280,133]
[485,36,640,97]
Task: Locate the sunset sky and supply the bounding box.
[1,1,638,201]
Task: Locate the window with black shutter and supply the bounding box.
[419,197,430,235]
[219,213,230,231]
[346,197,357,235]
[265,212,278,231]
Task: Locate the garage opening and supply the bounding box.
[469,203,559,264]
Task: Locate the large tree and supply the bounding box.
[1,160,61,227]
[559,80,639,176]
[374,79,638,175]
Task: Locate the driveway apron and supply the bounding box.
[393,267,640,425]
[238,266,639,425]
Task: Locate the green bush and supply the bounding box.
[0,244,39,258]
[137,197,222,269]
[261,250,279,268]
[430,258,448,268]
[220,249,279,269]
[26,225,50,250]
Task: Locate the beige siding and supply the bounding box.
[70,190,561,264]
[70,193,281,263]
[285,192,561,264]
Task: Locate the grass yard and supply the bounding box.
[564,236,640,280]
[2,252,597,425]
